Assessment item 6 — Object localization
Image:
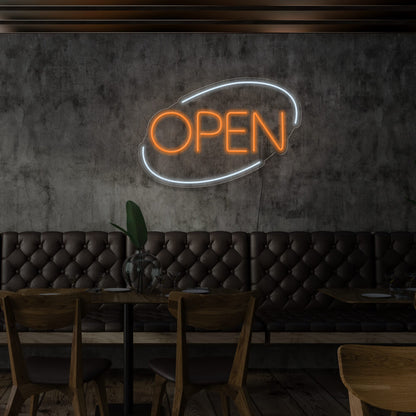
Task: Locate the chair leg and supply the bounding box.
[4,385,25,416]
[94,376,110,416]
[30,394,39,416]
[151,374,167,416]
[171,386,186,416]
[233,387,253,416]
[348,391,370,416]
[165,389,172,416]
[72,386,88,416]
[220,392,230,416]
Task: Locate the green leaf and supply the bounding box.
[126,200,148,250]
[110,222,136,243]
[408,198,416,205]
[110,222,129,235]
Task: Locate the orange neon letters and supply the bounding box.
[225,111,249,154]
[149,109,286,155]
[149,110,193,155]
[251,110,286,153]
[195,110,223,153]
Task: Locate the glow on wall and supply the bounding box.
[139,78,301,187]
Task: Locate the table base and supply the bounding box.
[96,403,154,416]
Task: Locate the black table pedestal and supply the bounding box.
[124,303,134,415]
[97,303,153,416]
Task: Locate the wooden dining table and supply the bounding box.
[16,287,168,416]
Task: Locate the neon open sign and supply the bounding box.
[148,109,287,155]
[139,78,301,187]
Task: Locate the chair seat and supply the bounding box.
[27,356,111,384]
[349,377,416,412]
[149,356,233,385]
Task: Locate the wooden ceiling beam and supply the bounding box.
[2,1,416,5]
[0,1,415,32]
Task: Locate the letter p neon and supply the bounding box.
[195,110,223,153]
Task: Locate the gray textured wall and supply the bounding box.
[0,33,415,232]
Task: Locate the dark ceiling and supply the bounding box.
[1,1,416,33]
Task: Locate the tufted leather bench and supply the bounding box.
[252,231,416,343]
[1,231,125,332]
[131,231,258,332]
[0,230,262,338]
[0,230,415,345]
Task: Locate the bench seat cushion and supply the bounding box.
[133,304,176,332]
[82,304,123,332]
[133,304,266,332]
[257,307,416,332]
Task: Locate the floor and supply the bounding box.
[0,369,413,416]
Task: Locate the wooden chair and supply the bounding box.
[338,344,416,416]
[1,292,111,416]
[149,291,257,416]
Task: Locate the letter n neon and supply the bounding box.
[251,111,286,153]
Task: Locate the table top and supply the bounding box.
[5,287,247,305]
[12,287,169,304]
[319,287,415,304]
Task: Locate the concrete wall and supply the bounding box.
[0,33,415,232]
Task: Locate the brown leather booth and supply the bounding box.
[1,231,251,333]
[252,232,416,334]
[1,231,416,340]
[1,231,125,332]
[129,231,252,332]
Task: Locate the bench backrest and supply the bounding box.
[1,231,125,291]
[250,231,375,311]
[1,231,250,292]
[137,231,250,291]
[1,230,415,313]
[375,232,416,288]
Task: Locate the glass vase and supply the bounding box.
[123,249,161,293]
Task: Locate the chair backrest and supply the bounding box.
[1,293,86,387]
[168,291,254,330]
[168,291,257,387]
[4,292,87,330]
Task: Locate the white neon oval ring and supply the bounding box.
[140,145,262,187]
[180,79,300,127]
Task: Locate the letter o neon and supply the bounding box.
[149,110,192,155]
